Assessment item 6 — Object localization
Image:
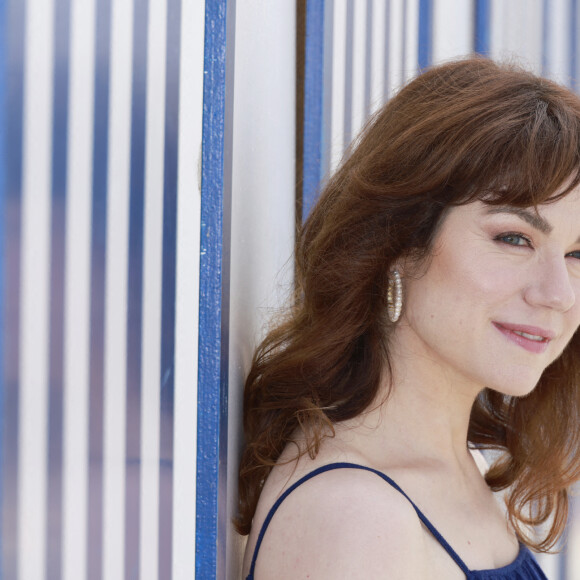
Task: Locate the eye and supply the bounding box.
[494,232,533,247]
[566,250,580,260]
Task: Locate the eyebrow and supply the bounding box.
[486,206,552,235]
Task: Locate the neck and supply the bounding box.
[338,325,484,472]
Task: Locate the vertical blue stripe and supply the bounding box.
[87,0,111,577]
[125,0,149,577]
[401,0,407,77]
[0,0,6,576]
[558,541,567,578]
[364,0,372,119]
[383,0,390,99]
[46,0,71,577]
[158,0,181,577]
[474,0,491,55]
[321,0,333,180]
[570,0,578,91]
[302,0,325,220]
[418,0,433,69]
[196,0,230,577]
[343,0,354,147]
[542,0,549,76]
[1,1,25,578]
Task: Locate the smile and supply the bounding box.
[493,322,553,354]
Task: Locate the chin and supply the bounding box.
[473,361,546,398]
[485,373,543,398]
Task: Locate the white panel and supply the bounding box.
[432,0,474,64]
[172,0,203,576]
[491,0,548,75]
[18,0,54,577]
[403,0,419,82]
[351,0,367,138]
[489,0,506,61]
[535,552,559,580]
[103,0,133,579]
[370,0,387,111]
[62,0,96,578]
[388,0,404,97]
[520,0,543,74]
[330,0,348,170]
[227,0,296,577]
[546,0,570,85]
[501,0,543,70]
[321,1,336,177]
[139,0,167,578]
[569,499,580,580]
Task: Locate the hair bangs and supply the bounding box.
[458,91,580,208]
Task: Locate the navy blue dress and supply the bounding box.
[246,462,547,579]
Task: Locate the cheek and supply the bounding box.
[406,255,522,338]
[440,251,524,305]
[405,277,472,338]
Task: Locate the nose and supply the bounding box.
[524,255,576,312]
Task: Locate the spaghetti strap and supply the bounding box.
[246,462,471,579]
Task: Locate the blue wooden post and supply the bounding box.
[418,0,433,69]
[196,0,233,577]
[570,0,578,91]
[0,1,6,572]
[474,0,491,55]
[302,0,325,220]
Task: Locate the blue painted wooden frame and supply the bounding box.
[0,0,6,572]
[196,0,232,577]
[418,0,433,69]
[570,0,578,91]
[474,0,490,55]
[302,0,325,220]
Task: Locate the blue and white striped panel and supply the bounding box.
[0,0,200,578]
[322,0,421,177]
[314,0,580,201]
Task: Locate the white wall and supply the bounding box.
[226,1,297,578]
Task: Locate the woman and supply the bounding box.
[237,57,580,579]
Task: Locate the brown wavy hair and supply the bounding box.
[236,57,580,551]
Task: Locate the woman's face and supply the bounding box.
[394,187,580,397]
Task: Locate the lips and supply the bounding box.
[493,322,554,354]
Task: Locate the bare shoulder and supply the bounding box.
[246,465,430,579]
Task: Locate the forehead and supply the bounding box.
[474,187,580,237]
[442,188,580,231]
[536,186,580,239]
